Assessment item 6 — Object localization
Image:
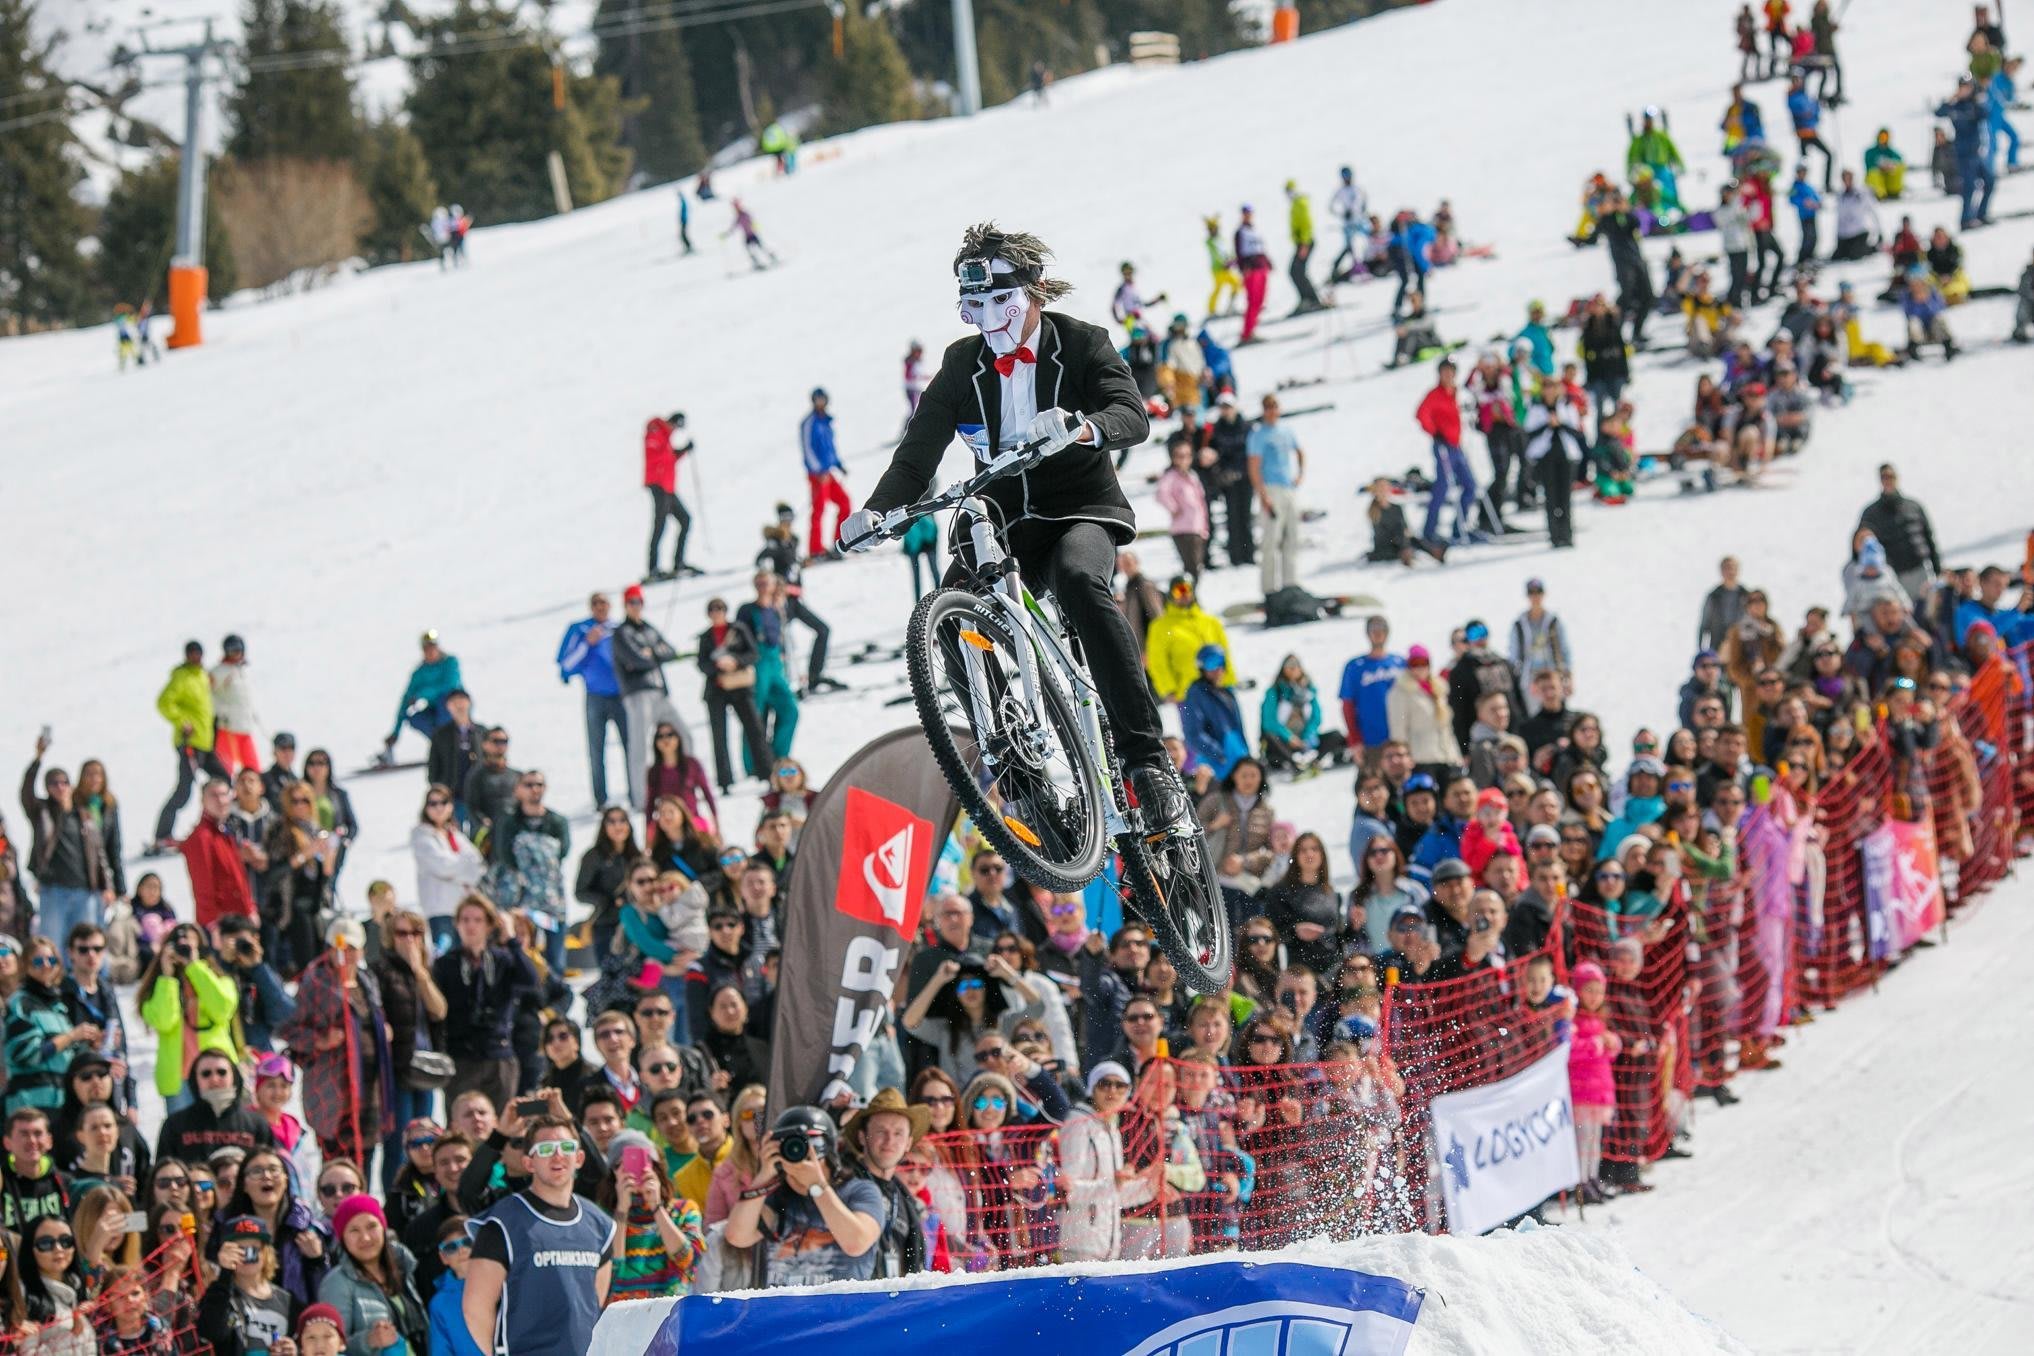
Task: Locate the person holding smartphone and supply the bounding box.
[197,1214,301,1356]
[464,1117,614,1356]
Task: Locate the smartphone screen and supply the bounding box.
[123,1211,148,1233]
[621,1145,652,1180]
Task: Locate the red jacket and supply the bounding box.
[180,815,255,928]
[644,418,680,491]
[1416,385,1463,445]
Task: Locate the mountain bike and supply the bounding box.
[853,438,1232,995]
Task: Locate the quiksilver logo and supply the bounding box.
[862,823,915,926]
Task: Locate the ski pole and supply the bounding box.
[688,449,714,556]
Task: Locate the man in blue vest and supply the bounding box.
[463,1116,613,1356]
[556,592,628,808]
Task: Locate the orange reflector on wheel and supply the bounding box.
[958,629,994,650]
[1002,815,1041,847]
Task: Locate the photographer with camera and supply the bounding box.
[214,915,295,1053]
[724,1106,886,1287]
[137,922,243,1112]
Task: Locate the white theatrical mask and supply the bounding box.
[959,285,1031,355]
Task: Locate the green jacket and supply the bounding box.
[1626,128,1684,175]
[156,662,216,751]
[1288,193,1315,247]
[2,987,76,1114]
[140,960,242,1097]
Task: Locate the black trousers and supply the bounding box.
[1540,450,1574,548]
[787,595,830,685]
[1616,266,1653,343]
[945,520,1166,769]
[704,686,770,791]
[1796,216,1819,266]
[1221,478,1257,565]
[1725,250,1752,309]
[1289,243,1322,309]
[154,744,228,842]
[648,485,690,573]
[1753,231,1784,299]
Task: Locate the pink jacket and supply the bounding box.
[1568,1009,1619,1108]
[1155,467,1210,537]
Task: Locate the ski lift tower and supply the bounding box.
[114,19,230,349]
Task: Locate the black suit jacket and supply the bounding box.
[864,310,1149,549]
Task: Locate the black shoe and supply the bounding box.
[1130,763,1191,836]
[809,675,847,693]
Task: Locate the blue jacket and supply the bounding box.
[1787,88,1820,133]
[1514,321,1554,376]
[1393,220,1435,276]
[1598,795,1666,860]
[1259,679,1322,749]
[800,410,841,475]
[394,655,465,736]
[1953,599,2007,646]
[1901,284,1947,324]
[1409,813,1469,884]
[1787,180,1822,220]
[1181,678,1250,781]
[429,1271,487,1356]
[1721,98,1765,146]
[1937,94,1989,158]
[556,618,622,698]
[1197,328,1235,383]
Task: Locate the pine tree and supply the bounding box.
[0,0,100,328]
[406,0,630,222]
[594,0,706,184]
[357,117,439,264]
[97,156,239,307]
[228,0,361,161]
[819,6,920,136]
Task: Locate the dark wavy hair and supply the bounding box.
[954,222,1074,305]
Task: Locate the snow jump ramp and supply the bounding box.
[589,1226,1747,1354]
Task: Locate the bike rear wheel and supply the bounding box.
[1119,824,1233,996]
[906,588,1109,893]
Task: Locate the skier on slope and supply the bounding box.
[724,198,780,269]
[1234,205,1274,344]
[1285,180,1325,314]
[1328,166,1368,284]
[1625,108,1686,218]
[1203,215,1241,318]
[837,223,1192,835]
[800,388,852,559]
[379,631,465,765]
[1111,262,1166,332]
[643,411,697,582]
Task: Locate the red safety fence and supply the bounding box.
[0,1229,208,1355]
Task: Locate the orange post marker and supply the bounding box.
[166,263,206,350]
[1270,6,1300,44]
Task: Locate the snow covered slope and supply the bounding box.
[6,0,2033,1344]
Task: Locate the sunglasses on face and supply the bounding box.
[530,1139,580,1159]
[774,765,800,780]
[1667,780,1694,792]
[639,1006,673,1019]
[976,863,1006,875]
[972,1095,1008,1112]
[1123,1012,1159,1024]
[71,943,105,956]
[1365,845,1394,858]
[1094,1079,1130,1093]
[1249,1034,1283,1047]
[427,797,452,809]
[33,1235,74,1253]
[646,1061,680,1076]
[395,928,424,939]
[955,978,985,995]
[919,1094,955,1107]
[546,1029,576,1043]
[1246,934,1276,945]
[318,1181,356,1198]
[710,919,743,932]
[656,732,679,742]
[1595,870,1626,882]
[974,1047,1007,1061]
[438,1237,473,1255]
[993,942,1022,955]
[156,1176,190,1191]
[27,956,59,970]
[685,1109,719,1124]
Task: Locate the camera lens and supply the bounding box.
[777,1132,810,1163]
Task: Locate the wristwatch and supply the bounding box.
[806,1182,827,1201]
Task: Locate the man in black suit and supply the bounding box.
[843,223,1187,830]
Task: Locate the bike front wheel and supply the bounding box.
[1119,825,1233,997]
[906,588,1109,892]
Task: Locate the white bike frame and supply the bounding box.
[953,496,1130,842]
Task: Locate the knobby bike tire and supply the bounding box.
[1118,825,1234,996]
[905,588,1109,893]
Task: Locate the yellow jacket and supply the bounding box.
[140,960,242,1097]
[1288,193,1315,248]
[1147,604,1236,703]
[156,662,216,751]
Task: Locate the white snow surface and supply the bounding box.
[8,0,2034,1347]
[587,1226,1752,1355]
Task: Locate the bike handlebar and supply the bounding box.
[848,436,1054,550]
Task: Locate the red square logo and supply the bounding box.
[834,787,935,937]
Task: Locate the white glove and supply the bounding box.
[839,508,884,554]
[1027,407,1089,458]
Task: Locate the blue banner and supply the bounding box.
[644,1260,1423,1355]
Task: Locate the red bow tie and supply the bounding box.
[994,346,1037,377]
